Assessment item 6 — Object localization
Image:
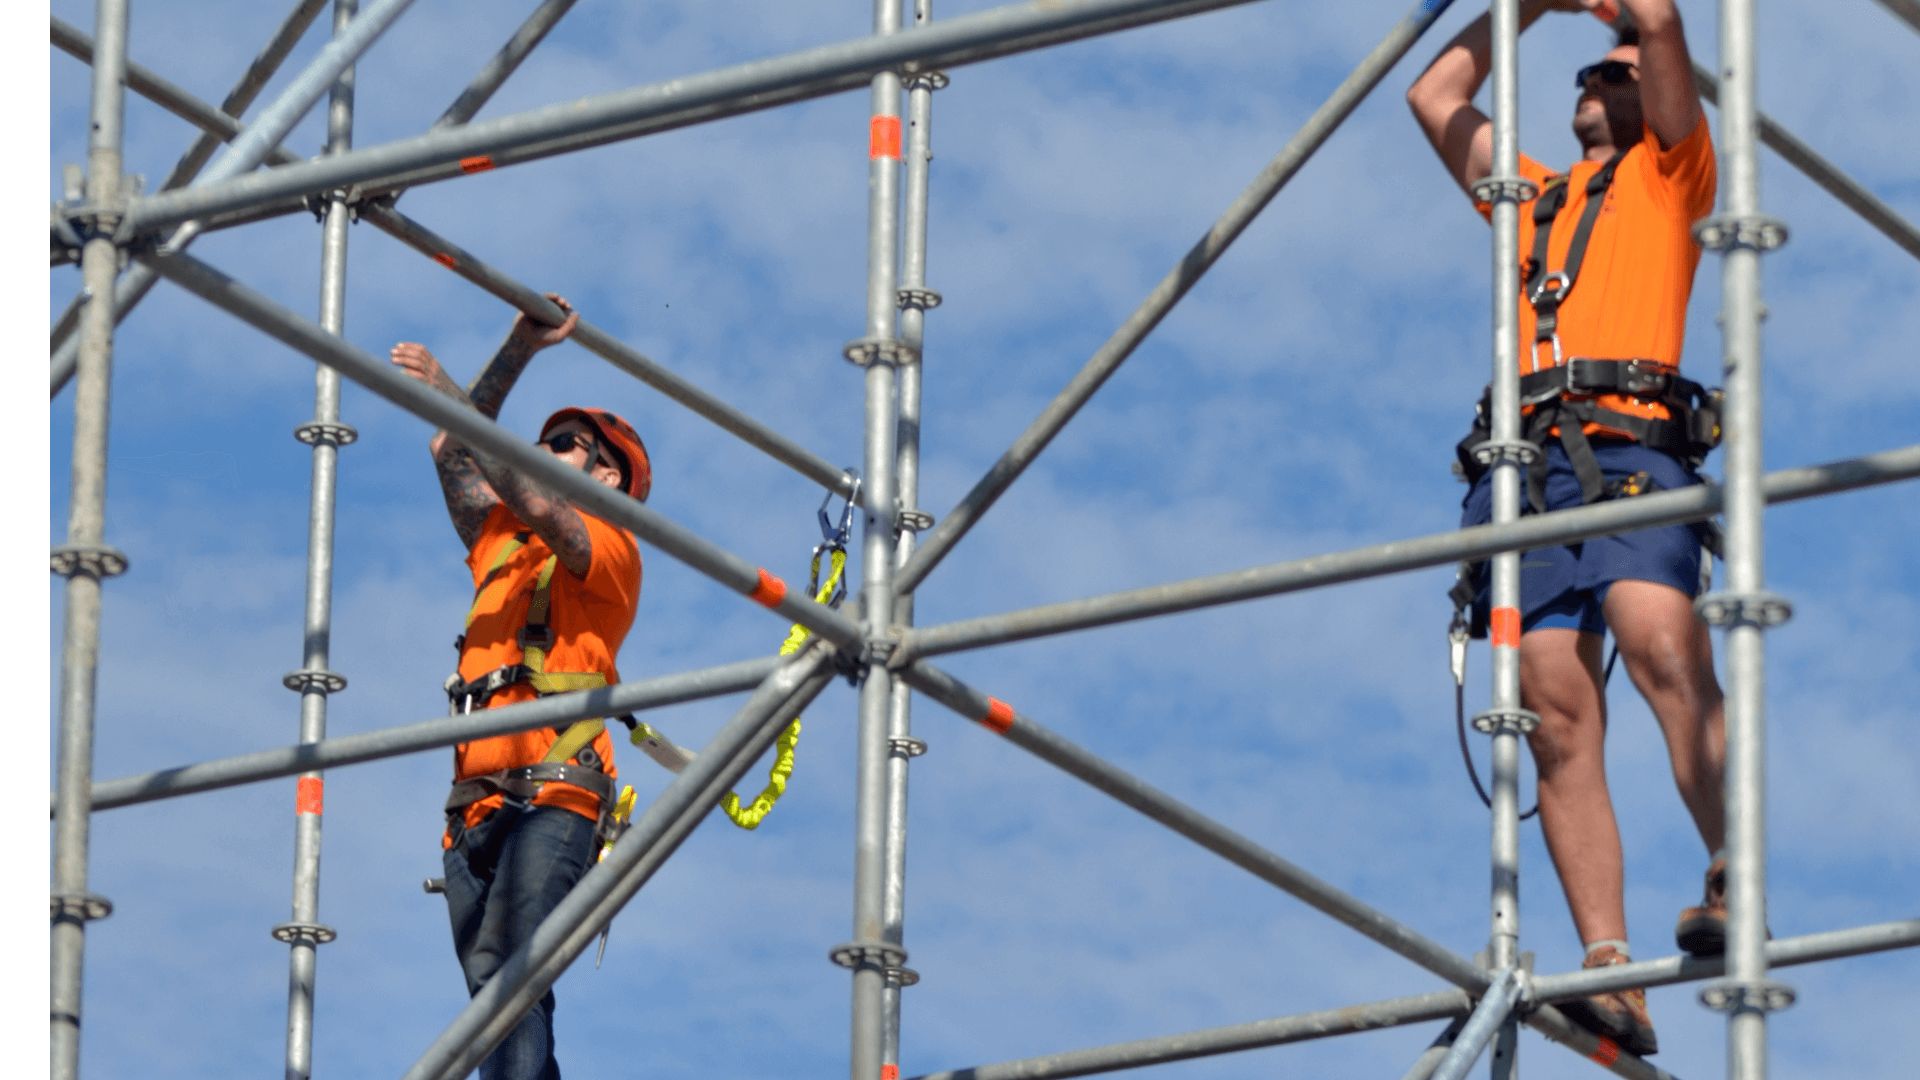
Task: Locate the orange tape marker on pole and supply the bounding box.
[982,697,1015,734]
[296,776,324,816]
[1489,606,1522,649]
[749,568,788,608]
[881,1067,899,1080]
[432,252,457,269]
[459,155,496,174]
[1590,1037,1620,1066]
[869,115,902,160]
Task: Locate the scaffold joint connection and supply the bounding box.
[272,921,339,946]
[1693,214,1790,253]
[50,544,129,580]
[1471,708,1541,735]
[283,669,349,694]
[1468,176,1540,205]
[830,940,909,971]
[1469,438,1542,468]
[294,421,360,447]
[843,337,921,367]
[1698,977,1796,1013]
[50,893,114,923]
[888,735,927,758]
[1694,591,1793,628]
[896,287,943,310]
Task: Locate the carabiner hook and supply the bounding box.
[816,469,862,553]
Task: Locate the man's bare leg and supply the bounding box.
[1520,626,1627,945]
[1603,579,1727,854]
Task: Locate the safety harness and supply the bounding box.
[1454,152,1724,512]
[443,531,618,838]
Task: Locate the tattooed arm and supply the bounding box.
[388,296,587,558]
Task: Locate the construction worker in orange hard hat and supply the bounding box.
[390,294,647,1080]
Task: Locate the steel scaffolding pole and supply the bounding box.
[1872,0,1920,35]
[1530,919,1920,1005]
[910,988,1474,1080]
[42,26,862,502]
[400,643,840,1080]
[51,4,129,1077]
[355,202,864,504]
[1691,63,1920,262]
[115,0,1273,239]
[1704,2,1793,1076]
[1479,3,1532,1076]
[888,443,1920,664]
[49,0,420,396]
[83,656,781,811]
[880,1,940,1069]
[892,0,1459,595]
[279,3,357,1074]
[843,2,907,1076]
[1428,967,1523,1080]
[896,661,1674,1080]
[134,246,867,651]
[47,0,327,358]
[427,0,578,133]
[160,0,332,192]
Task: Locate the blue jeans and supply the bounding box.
[443,804,597,1080]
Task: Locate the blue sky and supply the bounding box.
[38,1,1918,1078]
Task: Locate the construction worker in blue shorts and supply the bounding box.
[1408,0,1732,1056]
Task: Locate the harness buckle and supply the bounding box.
[1529,271,1571,306]
[517,625,555,650]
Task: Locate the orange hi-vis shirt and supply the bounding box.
[447,503,641,840]
[1475,116,1716,437]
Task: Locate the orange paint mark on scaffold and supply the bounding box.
[433,252,457,269]
[1490,606,1522,649]
[869,115,902,160]
[459,155,496,174]
[1590,1037,1620,1066]
[297,776,324,816]
[749,568,788,608]
[982,697,1015,734]
[881,1067,899,1080]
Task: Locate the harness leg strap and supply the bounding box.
[1557,417,1609,505]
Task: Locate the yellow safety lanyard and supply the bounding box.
[620,474,860,830]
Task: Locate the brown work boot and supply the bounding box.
[1557,944,1659,1057]
[1675,856,1727,957]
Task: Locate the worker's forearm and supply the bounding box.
[1411,0,1560,108]
[467,337,539,420]
[469,452,594,576]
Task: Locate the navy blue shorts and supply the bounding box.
[1461,438,1704,636]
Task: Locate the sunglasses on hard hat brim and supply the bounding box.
[1574,59,1638,89]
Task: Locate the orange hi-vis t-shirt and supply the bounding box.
[447,502,641,840]
[1475,116,1716,437]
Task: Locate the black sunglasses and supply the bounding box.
[1574,60,1638,89]
[540,429,606,466]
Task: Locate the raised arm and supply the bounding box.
[1406,0,1589,194]
[389,296,585,557]
[1618,0,1702,150]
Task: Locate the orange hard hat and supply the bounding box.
[540,407,652,502]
